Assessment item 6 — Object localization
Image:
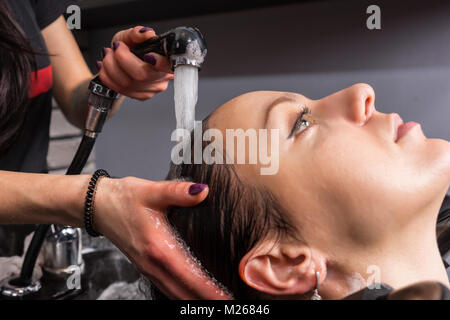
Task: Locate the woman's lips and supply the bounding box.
[391,113,420,142]
[396,121,419,142]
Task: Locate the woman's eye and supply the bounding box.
[294,117,311,135]
[288,107,313,138]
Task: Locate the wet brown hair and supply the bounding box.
[155,119,298,299]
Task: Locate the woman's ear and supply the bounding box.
[238,239,327,296]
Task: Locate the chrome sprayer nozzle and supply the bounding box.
[131,26,207,70]
[85,76,120,137]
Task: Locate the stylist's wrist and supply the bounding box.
[89,176,118,238]
[51,174,92,227]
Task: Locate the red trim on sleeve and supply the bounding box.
[28,65,53,98]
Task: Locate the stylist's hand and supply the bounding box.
[93,176,232,300]
[97,26,174,101]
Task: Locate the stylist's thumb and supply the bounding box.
[146,181,209,210]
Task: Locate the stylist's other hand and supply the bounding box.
[97,26,174,101]
[94,177,232,300]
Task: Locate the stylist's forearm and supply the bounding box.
[0,171,90,226]
[43,16,125,130]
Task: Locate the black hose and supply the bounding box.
[12,224,50,287]
[66,135,96,175]
[16,135,96,286]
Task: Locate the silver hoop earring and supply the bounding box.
[310,271,322,300]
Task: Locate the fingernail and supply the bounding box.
[143,54,157,65]
[95,61,102,71]
[101,47,107,58]
[139,27,153,33]
[189,184,207,195]
[113,41,119,51]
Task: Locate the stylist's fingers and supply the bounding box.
[140,52,173,74]
[99,48,135,89]
[112,26,156,48]
[113,41,172,81]
[97,62,156,100]
[145,181,209,210]
[111,26,172,73]
[101,26,174,101]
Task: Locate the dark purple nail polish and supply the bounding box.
[113,41,119,51]
[101,47,107,58]
[139,27,153,33]
[189,184,207,195]
[95,61,102,71]
[143,54,157,65]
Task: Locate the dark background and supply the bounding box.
[72,0,450,184]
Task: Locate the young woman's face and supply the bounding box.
[208,83,450,254]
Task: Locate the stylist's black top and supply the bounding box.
[0,0,69,257]
[0,0,69,173]
[438,195,450,279]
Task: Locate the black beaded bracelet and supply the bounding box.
[84,169,110,237]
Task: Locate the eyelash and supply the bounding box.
[288,106,312,138]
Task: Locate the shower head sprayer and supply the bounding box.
[131,26,207,70]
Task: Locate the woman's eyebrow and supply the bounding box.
[263,95,297,128]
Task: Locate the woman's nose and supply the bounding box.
[344,83,376,125]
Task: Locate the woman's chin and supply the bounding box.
[426,138,450,182]
[414,138,450,207]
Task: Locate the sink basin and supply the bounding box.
[75,249,142,300]
[0,248,143,300]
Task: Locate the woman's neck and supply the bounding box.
[369,229,449,290]
[323,199,449,299]
[377,196,449,290]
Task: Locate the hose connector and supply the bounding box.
[86,76,120,138]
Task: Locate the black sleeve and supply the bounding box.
[437,195,450,273]
[440,283,450,300]
[30,0,75,30]
[438,195,450,224]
